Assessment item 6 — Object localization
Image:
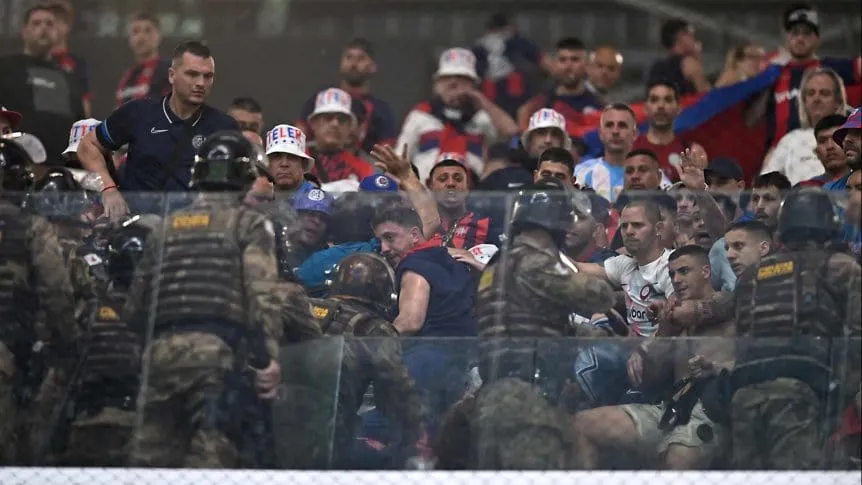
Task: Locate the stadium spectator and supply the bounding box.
[46,1,91,117]
[835,108,861,168]
[646,18,710,96]
[585,46,624,101]
[715,42,767,88]
[565,191,616,264]
[0,5,85,162]
[477,142,532,191]
[367,205,477,437]
[749,171,792,234]
[797,114,855,189]
[724,220,774,279]
[426,159,496,250]
[521,108,572,161]
[298,38,396,153]
[575,199,674,336]
[746,3,861,149]
[704,157,745,198]
[257,124,316,197]
[574,246,727,470]
[761,67,851,185]
[304,88,375,189]
[398,48,517,183]
[115,12,170,108]
[77,41,239,217]
[631,80,704,182]
[473,12,552,118]
[576,103,640,202]
[534,147,576,187]
[0,107,22,136]
[517,37,603,139]
[623,149,665,192]
[229,97,265,136]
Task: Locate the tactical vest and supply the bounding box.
[0,208,35,345]
[734,250,842,392]
[475,242,572,385]
[154,208,248,330]
[308,297,378,337]
[81,292,140,390]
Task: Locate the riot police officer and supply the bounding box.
[25,167,98,318]
[308,252,423,468]
[59,215,157,466]
[0,138,78,464]
[731,186,862,469]
[436,179,616,470]
[124,130,283,467]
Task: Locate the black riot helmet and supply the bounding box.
[25,167,92,220]
[107,214,158,289]
[777,186,840,246]
[328,252,398,317]
[190,130,260,191]
[0,137,35,194]
[509,177,575,246]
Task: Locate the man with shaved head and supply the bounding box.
[586,46,624,100]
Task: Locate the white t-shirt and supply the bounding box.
[760,128,824,186]
[603,249,675,337]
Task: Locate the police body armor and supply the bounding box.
[309,297,379,337]
[77,292,140,411]
[475,242,573,401]
[155,208,249,337]
[733,250,842,395]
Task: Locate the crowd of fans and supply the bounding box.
[0,0,860,472]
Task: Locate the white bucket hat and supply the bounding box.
[307,88,357,124]
[434,48,479,83]
[265,124,315,172]
[521,108,572,150]
[63,118,101,156]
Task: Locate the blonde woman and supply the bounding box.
[715,43,766,88]
[760,67,851,185]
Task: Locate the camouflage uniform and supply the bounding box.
[125,196,283,467]
[0,201,78,464]
[451,232,614,469]
[61,283,140,466]
[24,232,99,461]
[732,248,862,469]
[309,296,423,467]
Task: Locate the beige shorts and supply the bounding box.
[621,400,725,457]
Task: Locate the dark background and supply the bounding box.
[1,0,859,127]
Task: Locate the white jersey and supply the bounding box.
[603,249,675,337]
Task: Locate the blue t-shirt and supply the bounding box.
[97,95,239,192]
[396,245,477,338]
[824,173,851,192]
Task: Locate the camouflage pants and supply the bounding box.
[23,367,69,463]
[130,332,238,468]
[61,407,136,466]
[471,377,576,469]
[731,378,821,469]
[0,342,17,465]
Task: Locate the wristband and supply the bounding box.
[101,185,118,193]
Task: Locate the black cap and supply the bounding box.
[704,157,744,182]
[783,4,819,35]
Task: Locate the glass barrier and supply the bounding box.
[1,187,860,471]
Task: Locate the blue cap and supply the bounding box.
[293,187,333,216]
[359,174,399,192]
